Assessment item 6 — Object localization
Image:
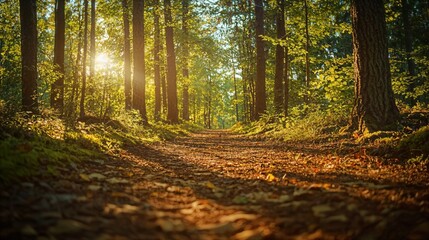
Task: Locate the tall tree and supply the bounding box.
[304,0,310,104]
[274,0,285,114]
[79,0,89,118]
[402,0,415,77]
[284,44,289,117]
[254,0,266,119]
[89,0,96,85]
[51,0,65,113]
[181,0,190,121]
[20,0,38,113]
[164,0,179,123]
[69,0,83,118]
[132,0,147,121]
[122,0,132,110]
[350,0,400,132]
[154,1,161,120]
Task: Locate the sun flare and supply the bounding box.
[95,53,110,66]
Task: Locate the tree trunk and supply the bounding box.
[89,0,96,87]
[122,0,132,110]
[181,0,190,121]
[402,0,417,106]
[274,0,285,114]
[233,60,239,122]
[69,0,83,118]
[154,1,161,120]
[284,46,289,116]
[402,0,415,77]
[51,0,65,113]
[20,0,39,114]
[254,0,266,119]
[132,0,147,121]
[304,0,310,104]
[164,0,179,123]
[79,0,89,118]
[283,2,289,116]
[350,0,400,132]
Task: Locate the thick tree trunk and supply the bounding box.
[132,0,147,121]
[79,0,89,118]
[350,0,400,132]
[20,0,39,114]
[154,2,161,120]
[274,0,285,114]
[122,0,132,110]
[164,0,179,123]
[181,0,190,121]
[51,0,65,113]
[304,0,310,104]
[254,0,266,119]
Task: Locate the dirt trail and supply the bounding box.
[1,130,429,239]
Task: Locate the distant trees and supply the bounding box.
[1,0,426,128]
[350,0,400,132]
[19,0,38,114]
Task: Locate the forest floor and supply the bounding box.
[1,130,429,240]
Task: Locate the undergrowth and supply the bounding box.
[0,107,202,183]
[232,106,349,142]
[232,106,429,165]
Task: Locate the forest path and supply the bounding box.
[2,130,429,239]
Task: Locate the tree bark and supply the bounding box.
[122,0,132,110]
[89,0,96,87]
[274,0,285,114]
[181,0,190,121]
[132,0,147,121]
[20,0,39,114]
[283,46,289,117]
[402,0,415,77]
[154,1,161,120]
[254,0,266,119]
[164,0,179,123]
[304,0,310,104]
[79,0,89,118]
[350,0,400,132]
[51,0,65,113]
[69,0,82,118]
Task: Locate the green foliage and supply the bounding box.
[0,109,200,183]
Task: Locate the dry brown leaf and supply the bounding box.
[233,229,263,240]
[88,173,106,180]
[220,213,257,223]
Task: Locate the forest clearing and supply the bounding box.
[1,0,429,239]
